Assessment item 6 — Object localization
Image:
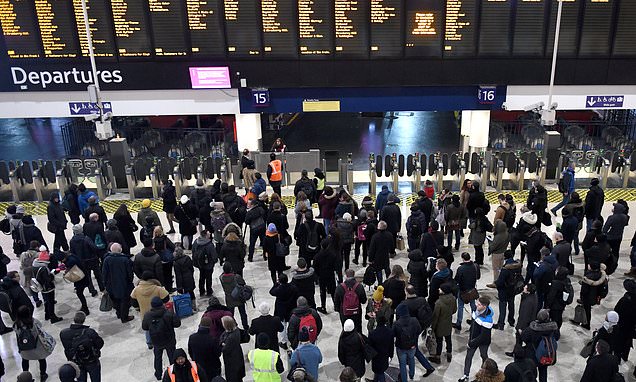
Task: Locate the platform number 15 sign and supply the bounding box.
[478,86,497,105]
[252,89,270,107]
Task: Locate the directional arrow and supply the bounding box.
[587,100,595,107]
[71,104,81,113]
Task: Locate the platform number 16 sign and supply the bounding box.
[251,89,270,107]
[478,86,497,105]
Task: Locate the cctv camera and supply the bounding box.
[523,102,545,112]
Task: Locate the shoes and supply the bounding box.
[486,283,496,288]
[362,262,367,267]
[279,342,288,350]
[147,344,154,350]
[466,319,473,325]
[0,327,12,335]
[452,323,461,331]
[90,291,98,297]
[50,316,63,324]
[551,209,557,216]
[80,306,90,316]
[429,356,441,364]
[505,351,514,357]
[458,376,469,382]
[446,353,452,362]
[577,298,583,304]
[167,230,176,234]
[283,266,291,271]
[493,324,504,330]
[317,307,328,314]
[423,368,435,378]
[121,316,135,323]
[454,246,460,251]
[35,300,42,308]
[41,373,48,382]
[508,321,516,327]
[352,259,359,265]
[248,257,253,262]
[581,324,590,330]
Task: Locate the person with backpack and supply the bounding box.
[192,230,218,297]
[153,226,176,292]
[59,311,104,382]
[444,195,466,251]
[584,178,604,232]
[313,239,338,314]
[295,211,326,268]
[580,339,620,382]
[219,262,250,331]
[82,212,107,255]
[133,238,164,286]
[209,203,232,253]
[334,268,367,333]
[493,250,521,330]
[290,326,323,381]
[335,213,355,271]
[245,199,267,262]
[337,319,366,379]
[143,296,182,380]
[13,305,54,381]
[174,195,198,250]
[162,348,208,382]
[137,199,161,228]
[294,169,316,205]
[545,266,573,329]
[466,181,487,221]
[400,284,432,332]
[31,250,62,323]
[520,309,559,382]
[503,344,537,382]
[428,258,453,307]
[102,243,134,323]
[458,296,494,382]
[139,216,156,250]
[77,184,96,216]
[406,249,428,298]
[82,196,107,226]
[288,297,322,350]
[1,271,32,324]
[523,224,549,284]
[18,241,41,307]
[393,303,432,381]
[63,184,82,225]
[47,193,69,252]
[406,204,427,251]
[380,195,401,257]
[104,219,128,256]
[469,208,493,267]
[572,262,608,330]
[550,161,575,216]
[131,271,170,348]
[614,279,636,362]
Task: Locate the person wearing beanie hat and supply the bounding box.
[584,177,604,232]
[219,262,250,331]
[520,308,559,382]
[60,312,104,381]
[334,268,367,332]
[395,298,434,379]
[250,172,267,198]
[289,326,323,381]
[162,348,209,382]
[474,358,505,382]
[368,220,393,283]
[81,194,107,225]
[249,301,284,353]
[247,333,284,381]
[58,363,81,382]
[263,221,290,286]
[137,198,161,228]
[338,318,366,377]
[365,285,392,332]
[142,293,182,380]
[586,311,621,357]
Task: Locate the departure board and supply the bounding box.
[513,0,546,56]
[546,0,579,56]
[149,0,188,56]
[334,0,369,58]
[224,0,261,56]
[579,0,612,56]
[298,0,333,56]
[35,0,80,58]
[261,0,297,58]
[370,0,401,58]
[405,0,443,57]
[0,0,41,58]
[444,0,477,57]
[612,0,636,56]
[111,0,152,56]
[186,0,225,56]
[72,0,116,57]
[478,0,511,56]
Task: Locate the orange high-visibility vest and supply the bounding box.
[167,361,200,382]
[269,160,283,182]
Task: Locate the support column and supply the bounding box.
[235,113,262,152]
[460,110,472,153]
[468,110,490,155]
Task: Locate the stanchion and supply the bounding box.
[496,159,504,191]
[537,157,546,186]
[95,168,106,201]
[196,164,204,184]
[56,169,68,196]
[518,158,526,191]
[173,165,182,199]
[480,153,489,189]
[600,158,610,189]
[622,156,631,188]
[347,153,354,193]
[458,158,466,192]
[392,153,399,193]
[413,154,421,193]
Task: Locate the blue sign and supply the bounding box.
[68,102,113,115]
[251,89,270,107]
[586,95,624,108]
[477,86,497,104]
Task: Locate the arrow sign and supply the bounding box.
[585,95,624,108]
[68,102,113,116]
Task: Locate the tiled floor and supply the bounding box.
[0,197,635,381]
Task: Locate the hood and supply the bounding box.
[613,203,626,215]
[32,259,49,268]
[432,267,450,280]
[137,280,162,296]
[49,193,60,203]
[195,236,212,246]
[141,248,157,258]
[472,182,480,192]
[499,201,510,210]
[323,189,336,199]
[291,305,312,317]
[522,211,537,225]
[408,249,425,262]
[494,220,507,234]
[543,255,557,267]
[378,189,390,196]
[503,260,521,270]
[529,320,558,333]
[293,267,315,280]
[624,279,636,294]
[410,210,423,218]
[21,216,35,226]
[474,370,505,382]
[173,348,188,362]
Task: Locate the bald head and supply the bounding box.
[89,213,99,222]
[110,243,122,253]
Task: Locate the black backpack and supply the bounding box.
[17,326,37,351]
[511,362,536,382]
[71,329,100,365]
[557,177,566,193]
[409,218,422,238]
[507,271,525,295]
[305,223,320,252]
[148,315,168,344]
[363,266,376,286]
[503,206,516,228]
[563,279,574,305]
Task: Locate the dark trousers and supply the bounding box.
[270,181,282,197]
[525,261,537,284]
[76,286,88,309]
[538,364,548,382]
[435,335,452,355]
[608,238,621,259]
[463,344,489,376]
[21,359,46,375]
[53,230,69,252]
[497,295,515,326]
[474,245,484,265]
[447,229,461,250]
[232,305,249,330]
[162,263,174,291]
[375,267,390,284]
[549,309,563,329]
[86,265,104,293]
[584,303,592,326]
[42,291,55,320]
[110,295,131,321]
[354,239,368,265]
[198,268,213,295]
[339,313,362,333]
[341,243,352,271]
[153,345,175,379]
[248,228,265,260]
[78,361,101,382]
[319,281,334,308]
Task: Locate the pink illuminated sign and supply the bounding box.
[189,67,231,89]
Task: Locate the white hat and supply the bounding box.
[180,195,189,204]
[343,213,352,222]
[607,311,619,324]
[38,245,47,252]
[522,212,537,225]
[258,301,271,316]
[343,319,354,332]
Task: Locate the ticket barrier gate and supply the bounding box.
[489,151,544,191]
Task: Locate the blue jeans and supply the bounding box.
[145,330,152,346]
[397,347,416,382]
[78,361,101,382]
[551,194,570,214]
[455,297,477,327]
[323,218,331,235]
[415,347,434,370]
[374,372,386,382]
[586,218,595,232]
[447,229,461,249]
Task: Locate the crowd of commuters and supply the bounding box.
[0,158,634,382]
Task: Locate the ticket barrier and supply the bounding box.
[489,151,544,191]
[369,153,377,196]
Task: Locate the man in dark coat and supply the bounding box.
[19,216,47,250]
[494,251,522,330]
[603,202,630,266]
[82,213,106,257]
[580,339,620,382]
[454,252,479,330]
[102,243,134,323]
[269,273,298,349]
[368,221,393,284]
[287,297,323,349]
[375,185,391,218]
[293,169,316,202]
[614,279,636,362]
[0,271,33,320]
[188,316,222,380]
[291,257,316,307]
[59,311,104,382]
[466,181,487,220]
[503,344,537,382]
[584,177,604,232]
[380,195,401,257]
[47,193,68,252]
[521,309,560,382]
[71,223,103,295]
[406,249,428,298]
[393,303,432,379]
[428,258,453,307]
[333,269,367,333]
[201,297,233,339]
[551,232,572,269]
[133,238,164,285]
[400,285,432,333]
[82,196,107,226]
[142,296,182,380]
[249,301,284,353]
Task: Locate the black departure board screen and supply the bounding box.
[579,0,612,56]
[298,0,332,56]
[612,0,636,56]
[224,0,261,56]
[111,0,152,56]
[479,0,511,56]
[513,0,546,56]
[444,0,477,57]
[546,0,579,56]
[334,0,369,58]
[35,0,80,58]
[187,0,224,56]
[405,0,443,57]
[0,0,41,58]
[149,0,188,56]
[72,0,116,57]
[370,0,401,58]
[261,0,297,58]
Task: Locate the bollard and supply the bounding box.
[220,162,227,183]
[224,156,234,186]
[600,158,610,189]
[496,159,504,191]
[346,153,354,194]
[125,165,136,200]
[369,153,376,196]
[173,165,182,199]
[622,157,631,188]
[9,170,19,202]
[338,158,344,188]
[94,168,106,201]
[480,155,489,189]
[32,169,43,202]
[518,160,526,191]
[150,167,159,199]
[321,158,327,185]
[413,154,421,193]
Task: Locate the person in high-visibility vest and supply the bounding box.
[267,152,283,197]
[248,333,284,382]
[162,348,207,382]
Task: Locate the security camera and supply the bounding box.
[101,112,113,121]
[83,114,99,122]
[501,102,509,111]
[523,102,545,112]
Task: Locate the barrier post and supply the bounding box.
[9,170,19,202]
[480,153,489,188]
[392,153,399,193]
[496,159,504,191]
[600,158,610,189]
[369,153,376,196]
[622,157,631,188]
[173,165,182,199]
[321,158,327,184]
[94,167,105,201]
[196,164,204,184]
[347,153,354,193]
[56,169,68,197]
[125,165,136,200]
[220,161,227,183]
[518,158,526,191]
[338,158,344,188]
[224,156,233,185]
[537,156,546,186]
[458,156,466,192]
[150,167,159,199]
[413,153,421,193]
[32,169,43,202]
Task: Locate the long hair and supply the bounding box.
[389,264,408,282]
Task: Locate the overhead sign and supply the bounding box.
[302,99,340,112]
[477,86,497,104]
[189,67,231,89]
[68,102,113,115]
[251,89,270,107]
[586,95,624,108]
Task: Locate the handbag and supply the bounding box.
[286,348,303,381]
[46,222,56,234]
[275,237,290,257]
[359,334,378,362]
[580,338,595,358]
[36,323,56,355]
[573,304,589,325]
[396,234,405,251]
[0,253,10,265]
[239,327,250,343]
[63,265,85,283]
[424,329,437,355]
[100,293,113,312]
[460,288,479,304]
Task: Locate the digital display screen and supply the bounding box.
[149,0,188,56]
[298,0,333,56]
[72,0,116,57]
[187,0,225,56]
[579,0,612,56]
[261,0,297,58]
[224,0,262,56]
[512,0,546,56]
[612,0,636,56]
[444,0,477,57]
[0,0,41,58]
[110,0,152,57]
[405,0,444,57]
[370,0,402,58]
[35,0,80,58]
[546,0,579,57]
[478,0,511,56]
[334,0,369,58]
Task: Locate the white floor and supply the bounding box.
[1,199,635,382]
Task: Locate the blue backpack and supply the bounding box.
[535,335,558,366]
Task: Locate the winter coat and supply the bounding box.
[60,323,104,361]
[407,250,429,297]
[561,215,579,244]
[455,261,479,293]
[47,196,67,232]
[267,211,289,235]
[220,329,246,382]
[137,207,161,228]
[551,240,572,268]
[245,205,266,232]
[584,185,604,220]
[0,276,33,317]
[64,254,90,290]
[368,324,394,374]
[133,248,163,283]
[532,255,558,294]
[142,307,182,348]
[104,228,128,255]
[19,217,47,249]
[521,319,560,360]
[102,252,134,299]
[381,203,402,234]
[431,293,457,338]
[528,187,548,219]
[525,229,547,263]
[293,177,316,201]
[173,253,195,292]
[495,259,522,299]
[192,236,218,271]
[219,239,245,276]
[445,203,467,229]
[419,230,444,260]
[401,296,432,331]
[493,202,510,226]
[202,303,233,339]
[561,167,575,194]
[335,200,354,218]
[162,184,177,213]
[249,314,283,352]
[77,190,97,214]
[580,266,608,306]
[313,247,337,293]
[375,189,390,215]
[473,370,505,382]
[335,218,354,245]
[263,233,289,272]
[292,268,316,307]
[63,188,81,223]
[584,242,611,268]
[488,220,509,255]
[269,282,299,322]
[614,281,636,361]
[174,202,198,236]
[382,277,406,309]
[219,272,246,309]
[466,188,486,219]
[32,260,55,293]
[428,267,453,307]
[18,249,38,290]
[318,192,338,220]
[337,331,366,378]
[503,358,537,382]
[365,298,393,332]
[406,210,428,241]
[564,197,585,227]
[546,270,572,313]
[288,306,323,349]
[393,314,421,350]
[290,343,323,381]
[114,213,137,249]
[368,230,393,271]
[188,326,222,379]
[14,319,53,360]
[130,279,169,317]
[467,307,494,348]
[469,216,493,247]
[580,353,620,382]
[334,277,367,316]
[83,203,107,225]
[603,203,629,241]
[516,292,538,331]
